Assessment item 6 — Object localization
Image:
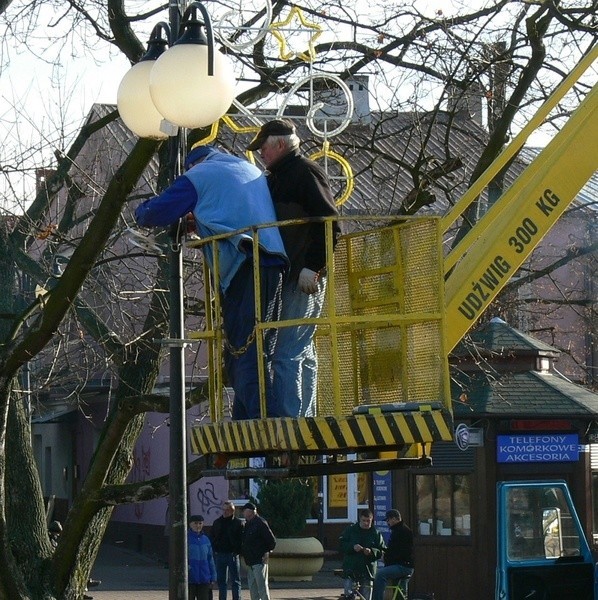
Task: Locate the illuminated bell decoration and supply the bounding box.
[117,61,169,140]
[149,43,236,129]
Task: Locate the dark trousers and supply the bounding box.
[222,261,283,419]
[214,552,241,600]
[189,582,212,600]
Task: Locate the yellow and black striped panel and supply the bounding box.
[189,408,454,456]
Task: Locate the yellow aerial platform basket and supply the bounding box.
[188,216,453,474]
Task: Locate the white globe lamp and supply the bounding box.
[118,62,169,140]
[149,4,237,129]
[117,25,170,139]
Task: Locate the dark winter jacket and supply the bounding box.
[210,514,244,554]
[339,523,386,581]
[241,515,276,566]
[266,149,341,280]
[384,521,414,568]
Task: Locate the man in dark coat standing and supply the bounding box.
[247,119,341,418]
[241,502,276,600]
[372,509,414,600]
[211,500,244,600]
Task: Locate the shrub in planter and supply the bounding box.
[255,478,323,581]
[256,478,314,538]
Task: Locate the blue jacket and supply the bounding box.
[135,151,288,292]
[187,529,217,585]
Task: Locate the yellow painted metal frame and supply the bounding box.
[443,46,598,351]
[188,216,453,458]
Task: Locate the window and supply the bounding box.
[415,474,471,536]
[506,485,581,560]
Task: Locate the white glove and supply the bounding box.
[298,268,319,294]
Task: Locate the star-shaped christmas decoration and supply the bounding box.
[192,115,262,164]
[269,6,323,62]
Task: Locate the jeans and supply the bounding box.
[372,564,414,600]
[222,261,283,419]
[246,563,270,600]
[214,552,241,600]
[270,276,326,417]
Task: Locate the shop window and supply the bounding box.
[415,474,471,536]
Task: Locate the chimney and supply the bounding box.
[314,74,372,128]
[446,83,484,126]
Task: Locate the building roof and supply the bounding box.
[178,104,526,217]
[451,319,598,418]
[453,369,598,418]
[520,147,598,212]
[452,317,560,357]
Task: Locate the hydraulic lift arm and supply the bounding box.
[442,45,598,352]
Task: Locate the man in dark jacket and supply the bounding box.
[247,119,341,417]
[372,509,414,600]
[211,500,244,600]
[241,502,276,600]
[339,509,386,600]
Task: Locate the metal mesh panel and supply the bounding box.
[317,218,447,415]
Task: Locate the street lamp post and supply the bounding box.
[117,3,236,599]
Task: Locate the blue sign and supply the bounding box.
[497,433,580,463]
[372,471,392,541]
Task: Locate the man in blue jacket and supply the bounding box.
[135,145,288,420]
[187,515,217,600]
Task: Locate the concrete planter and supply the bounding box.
[268,536,325,582]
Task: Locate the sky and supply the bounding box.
[0,0,569,205]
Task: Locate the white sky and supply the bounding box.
[0,0,563,205]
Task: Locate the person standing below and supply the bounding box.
[135,145,288,420]
[211,500,244,600]
[247,120,341,417]
[339,509,386,600]
[240,502,276,600]
[187,515,217,600]
[372,510,414,600]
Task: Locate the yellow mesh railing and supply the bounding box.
[188,216,450,421]
[317,217,447,416]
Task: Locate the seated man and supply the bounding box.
[372,510,414,600]
[339,509,386,600]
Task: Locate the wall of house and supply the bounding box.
[106,410,228,558]
[32,420,76,516]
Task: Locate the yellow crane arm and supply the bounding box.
[444,48,598,352]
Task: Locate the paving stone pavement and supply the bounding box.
[87,543,343,600]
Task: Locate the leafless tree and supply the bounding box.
[0,0,596,597]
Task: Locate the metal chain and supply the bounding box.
[223,326,257,357]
